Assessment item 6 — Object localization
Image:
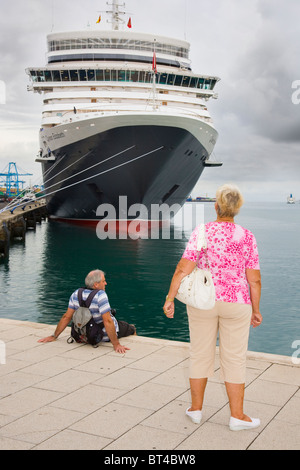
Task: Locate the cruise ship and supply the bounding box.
[26,1,221,224]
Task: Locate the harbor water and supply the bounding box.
[0,201,299,358]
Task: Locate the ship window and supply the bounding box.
[61,70,69,81]
[48,38,189,59]
[87,70,95,81]
[31,71,38,82]
[174,75,183,86]
[130,71,138,82]
[182,76,190,87]
[52,70,61,82]
[189,77,197,88]
[118,70,126,81]
[36,71,45,82]
[124,70,129,81]
[95,70,104,81]
[29,66,217,92]
[167,74,175,85]
[198,78,204,89]
[159,73,167,84]
[44,71,52,82]
[145,72,152,83]
[79,70,87,81]
[70,70,79,81]
[138,71,144,82]
[30,70,37,81]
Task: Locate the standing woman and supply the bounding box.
[163,184,262,431]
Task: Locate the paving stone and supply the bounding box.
[33,429,112,450]
[0,319,299,450]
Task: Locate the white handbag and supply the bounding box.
[176,224,216,310]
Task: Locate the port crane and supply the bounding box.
[0,162,32,197]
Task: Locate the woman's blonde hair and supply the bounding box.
[215,184,244,218]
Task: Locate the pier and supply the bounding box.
[0,318,299,450]
[0,200,47,257]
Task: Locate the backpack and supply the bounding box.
[67,288,104,347]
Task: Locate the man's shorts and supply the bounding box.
[117,320,136,338]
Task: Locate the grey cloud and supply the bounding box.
[0,0,299,201]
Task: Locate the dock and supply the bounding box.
[0,318,299,451]
[0,200,47,256]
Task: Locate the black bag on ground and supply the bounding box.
[67,288,104,347]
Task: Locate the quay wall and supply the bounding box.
[0,200,48,257]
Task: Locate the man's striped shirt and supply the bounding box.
[68,289,119,341]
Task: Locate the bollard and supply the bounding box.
[35,209,42,224]
[0,222,10,257]
[10,217,26,241]
[24,212,36,230]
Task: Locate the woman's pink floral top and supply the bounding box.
[182,222,260,304]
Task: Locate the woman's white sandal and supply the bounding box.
[229,416,260,431]
[185,408,202,424]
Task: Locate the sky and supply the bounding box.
[0,0,299,202]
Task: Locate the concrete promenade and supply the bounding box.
[0,199,47,227]
[0,318,299,451]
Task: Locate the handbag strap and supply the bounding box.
[196,224,210,269]
[196,224,207,250]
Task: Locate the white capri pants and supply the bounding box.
[187,301,252,384]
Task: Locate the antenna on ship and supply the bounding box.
[152,39,158,110]
[106,0,126,30]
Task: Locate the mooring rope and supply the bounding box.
[0,145,164,214]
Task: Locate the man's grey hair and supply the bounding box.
[85,269,105,289]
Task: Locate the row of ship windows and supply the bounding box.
[48,39,189,59]
[30,69,216,90]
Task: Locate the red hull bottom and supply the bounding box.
[49,217,170,239]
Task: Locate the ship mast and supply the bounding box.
[106,0,126,30]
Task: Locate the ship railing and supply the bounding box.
[49,106,213,124]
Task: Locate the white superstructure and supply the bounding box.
[26,7,219,154]
[26,1,221,222]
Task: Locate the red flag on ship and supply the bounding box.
[96,15,101,23]
[152,51,157,73]
[127,17,132,28]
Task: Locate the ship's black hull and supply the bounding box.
[42,125,209,222]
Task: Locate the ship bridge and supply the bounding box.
[47,30,191,69]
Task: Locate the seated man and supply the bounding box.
[38,269,136,354]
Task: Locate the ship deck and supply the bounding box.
[0,318,299,451]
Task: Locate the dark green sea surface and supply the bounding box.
[0,202,299,357]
